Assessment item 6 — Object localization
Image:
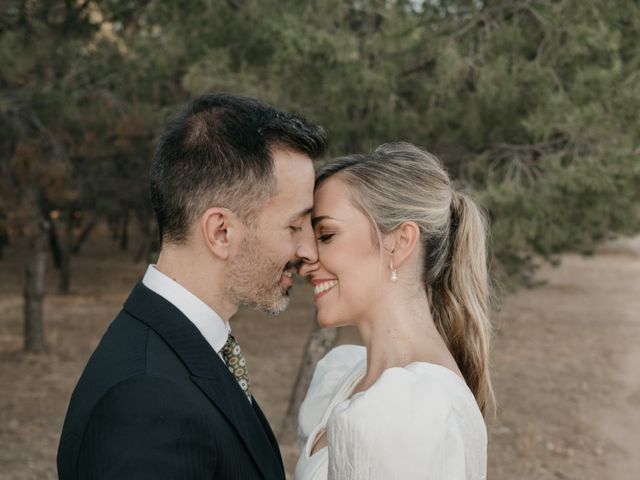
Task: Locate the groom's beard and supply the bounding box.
[227,236,298,315]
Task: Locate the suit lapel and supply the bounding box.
[191,377,285,479]
[123,282,283,480]
[252,399,285,473]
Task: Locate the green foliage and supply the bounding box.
[1,0,638,287]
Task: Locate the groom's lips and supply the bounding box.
[280,269,295,290]
[280,260,300,292]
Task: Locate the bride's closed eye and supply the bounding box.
[317,233,334,243]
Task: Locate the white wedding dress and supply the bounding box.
[294,345,487,480]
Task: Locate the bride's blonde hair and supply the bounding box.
[316,142,494,414]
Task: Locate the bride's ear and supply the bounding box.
[385,221,420,267]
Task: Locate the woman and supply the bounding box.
[295,142,492,480]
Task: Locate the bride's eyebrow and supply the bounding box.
[311,215,339,228]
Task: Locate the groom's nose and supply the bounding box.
[295,225,318,266]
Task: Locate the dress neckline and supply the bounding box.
[304,358,367,460]
[303,358,473,462]
[405,360,469,388]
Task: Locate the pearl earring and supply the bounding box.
[390,264,398,283]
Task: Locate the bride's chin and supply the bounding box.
[316,311,347,329]
[316,315,333,328]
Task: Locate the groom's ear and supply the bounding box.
[200,207,239,260]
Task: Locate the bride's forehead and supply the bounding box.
[315,193,370,228]
[314,177,353,204]
[312,203,369,230]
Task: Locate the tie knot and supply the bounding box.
[222,334,241,357]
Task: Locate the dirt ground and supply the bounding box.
[0,231,638,479]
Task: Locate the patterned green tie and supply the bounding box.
[221,333,252,401]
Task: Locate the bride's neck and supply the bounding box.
[354,290,445,392]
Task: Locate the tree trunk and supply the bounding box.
[47,213,62,269]
[72,214,97,254]
[24,188,49,353]
[109,214,119,241]
[58,254,71,294]
[57,208,74,295]
[120,210,129,251]
[134,232,151,263]
[0,231,7,260]
[0,209,8,259]
[280,321,338,443]
[134,208,158,263]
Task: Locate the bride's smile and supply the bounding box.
[311,279,338,299]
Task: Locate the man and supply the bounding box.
[57,93,327,479]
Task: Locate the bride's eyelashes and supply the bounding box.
[317,233,334,243]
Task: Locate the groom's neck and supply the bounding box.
[156,244,237,321]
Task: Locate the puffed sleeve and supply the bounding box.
[326,364,479,480]
[297,345,366,450]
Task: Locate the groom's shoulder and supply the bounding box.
[66,310,153,406]
[87,308,150,374]
[60,307,196,430]
[57,309,208,479]
[69,304,190,404]
[84,306,190,387]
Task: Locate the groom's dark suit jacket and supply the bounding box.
[57,282,285,480]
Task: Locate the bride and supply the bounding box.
[295,142,492,480]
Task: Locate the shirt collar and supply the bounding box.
[142,265,230,354]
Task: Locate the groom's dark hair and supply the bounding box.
[150,93,327,245]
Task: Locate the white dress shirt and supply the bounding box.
[142,264,230,358]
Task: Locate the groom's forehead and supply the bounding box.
[289,207,314,222]
[268,153,314,202]
[260,184,313,222]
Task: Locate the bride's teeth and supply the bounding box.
[314,280,338,295]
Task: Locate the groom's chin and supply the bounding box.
[261,294,290,316]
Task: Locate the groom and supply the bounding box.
[57,93,327,479]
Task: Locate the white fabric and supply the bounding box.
[142,265,230,357]
[295,345,487,480]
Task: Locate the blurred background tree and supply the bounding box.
[1,0,638,431]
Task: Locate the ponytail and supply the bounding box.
[429,191,494,414]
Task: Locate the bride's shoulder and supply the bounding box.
[297,345,366,448]
[325,365,488,479]
[329,362,483,437]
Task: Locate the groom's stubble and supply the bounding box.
[227,232,299,316]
